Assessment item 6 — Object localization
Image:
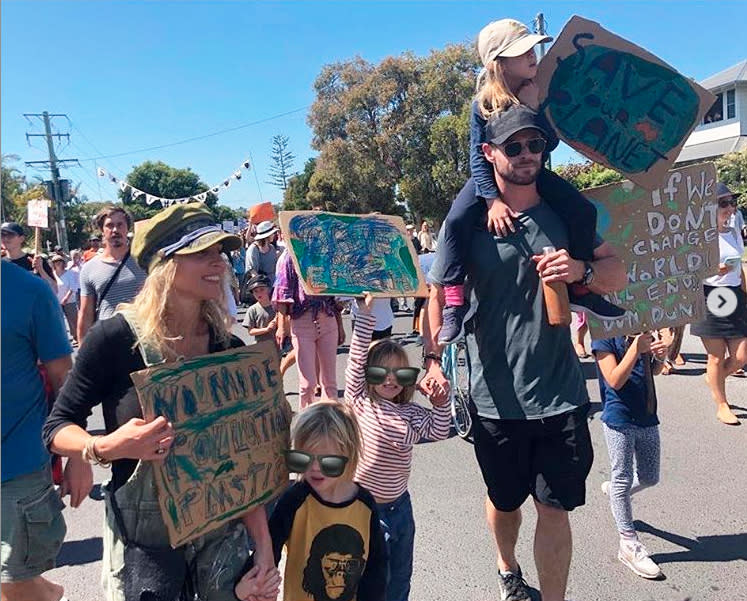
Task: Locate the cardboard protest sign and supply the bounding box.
[536,16,715,190]
[278,211,428,298]
[585,163,720,339]
[249,202,276,225]
[130,341,292,547]
[27,199,49,228]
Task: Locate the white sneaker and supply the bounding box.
[601,481,610,495]
[618,539,662,579]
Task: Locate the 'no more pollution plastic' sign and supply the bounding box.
[130,342,292,547]
[586,162,720,339]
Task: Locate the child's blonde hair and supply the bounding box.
[291,401,361,475]
[366,339,416,405]
[475,58,521,120]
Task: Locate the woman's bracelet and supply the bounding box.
[82,435,111,467]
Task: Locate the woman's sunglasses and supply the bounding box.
[284,450,349,478]
[364,365,420,386]
[501,137,547,158]
[718,198,737,208]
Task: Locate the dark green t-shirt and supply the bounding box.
[432,180,588,420]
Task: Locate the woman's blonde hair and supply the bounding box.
[366,338,415,405]
[291,401,361,476]
[117,258,232,358]
[475,58,520,120]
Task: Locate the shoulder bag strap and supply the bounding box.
[94,249,131,322]
[117,308,165,367]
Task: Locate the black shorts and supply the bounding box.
[472,405,593,512]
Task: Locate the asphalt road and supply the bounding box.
[48,310,747,601]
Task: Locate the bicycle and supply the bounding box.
[441,338,473,440]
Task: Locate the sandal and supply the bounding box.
[574,344,589,359]
[731,368,746,378]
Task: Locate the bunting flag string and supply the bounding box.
[96,158,251,208]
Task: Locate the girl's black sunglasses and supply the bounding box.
[284,450,349,478]
[364,365,420,386]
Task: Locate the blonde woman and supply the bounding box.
[43,203,280,601]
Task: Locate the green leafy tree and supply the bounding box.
[554,160,624,190]
[64,198,115,249]
[267,134,296,191]
[211,205,242,223]
[715,149,747,210]
[306,45,479,220]
[283,158,317,210]
[119,161,217,219]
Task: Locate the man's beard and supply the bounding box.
[108,235,124,248]
[499,159,541,186]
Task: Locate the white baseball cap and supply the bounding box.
[477,19,552,66]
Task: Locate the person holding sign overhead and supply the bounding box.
[43,203,280,601]
[690,183,747,425]
[1,221,57,293]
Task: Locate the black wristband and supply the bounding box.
[422,353,442,368]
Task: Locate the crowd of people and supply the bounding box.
[2,17,747,601]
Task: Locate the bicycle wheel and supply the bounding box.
[450,341,473,439]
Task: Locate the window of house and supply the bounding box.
[703,93,724,124]
[726,89,736,119]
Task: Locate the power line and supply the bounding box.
[75,106,309,162]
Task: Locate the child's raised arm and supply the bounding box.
[344,294,376,403]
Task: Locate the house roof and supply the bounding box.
[700,59,747,90]
[676,135,747,163]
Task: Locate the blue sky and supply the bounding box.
[2,1,745,211]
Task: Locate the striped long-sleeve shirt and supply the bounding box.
[344,312,451,501]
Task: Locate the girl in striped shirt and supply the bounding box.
[345,293,451,601]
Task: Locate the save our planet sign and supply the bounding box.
[536,15,716,190]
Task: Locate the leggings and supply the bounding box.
[602,423,660,534]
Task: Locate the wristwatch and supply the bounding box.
[580,262,595,286]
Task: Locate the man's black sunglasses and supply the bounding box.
[284,450,349,477]
[501,137,547,158]
[364,365,420,386]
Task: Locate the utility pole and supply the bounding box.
[534,13,552,170]
[24,111,79,253]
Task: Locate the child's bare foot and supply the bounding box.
[574,343,589,359]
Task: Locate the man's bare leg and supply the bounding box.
[533,500,572,601]
[486,496,522,572]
